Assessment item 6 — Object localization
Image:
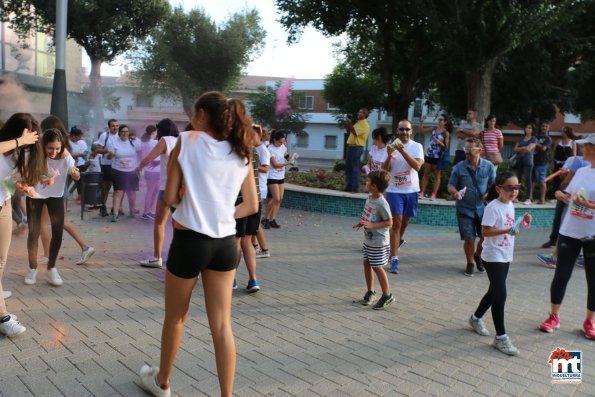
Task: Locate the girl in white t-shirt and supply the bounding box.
[363,127,389,174]
[539,135,595,339]
[138,92,258,397]
[139,125,160,220]
[0,113,39,337]
[468,172,531,356]
[24,129,80,287]
[136,119,180,269]
[262,130,292,229]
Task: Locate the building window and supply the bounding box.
[296,132,309,148]
[327,102,339,111]
[136,94,153,108]
[299,96,314,110]
[324,135,337,149]
[413,98,423,118]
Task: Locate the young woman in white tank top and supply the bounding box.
[135,119,179,269]
[138,92,258,397]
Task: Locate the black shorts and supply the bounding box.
[166,229,237,279]
[267,178,285,185]
[111,169,139,191]
[236,204,262,237]
[101,164,113,182]
[424,156,439,165]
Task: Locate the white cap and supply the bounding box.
[576,134,595,145]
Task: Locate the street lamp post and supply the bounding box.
[50,0,68,127]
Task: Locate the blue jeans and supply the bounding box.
[345,145,364,192]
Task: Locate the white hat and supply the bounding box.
[576,134,595,145]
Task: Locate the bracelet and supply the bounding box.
[15,138,19,149]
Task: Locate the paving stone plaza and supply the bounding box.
[1,195,594,396]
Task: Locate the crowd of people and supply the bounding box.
[0,98,593,396]
[350,108,594,357]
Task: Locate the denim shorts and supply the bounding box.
[386,192,418,217]
[533,164,548,184]
[457,213,482,240]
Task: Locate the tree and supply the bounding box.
[322,63,385,118]
[424,0,578,121]
[1,0,169,131]
[132,7,265,117]
[246,82,309,134]
[276,0,436,124]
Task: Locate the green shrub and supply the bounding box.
[333,160,345,172]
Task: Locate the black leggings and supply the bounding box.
[548,200,567,245]
[26,196,65,269]
[550,234,595,310]
[474,261,510,336]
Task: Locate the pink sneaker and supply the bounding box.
[539,313,560,333]
[583,319,595,339]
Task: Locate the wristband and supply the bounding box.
[15,138,19,149]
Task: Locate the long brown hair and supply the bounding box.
[41,115,71,151]
[193,91,252,162]
[0,113,46,185]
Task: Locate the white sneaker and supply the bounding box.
[37,256,49,265]
[469,316,490,336]
[24,269,38,285]
[140,257,163,268]
[255,248,270,259]
[76,246,96,265]
[138,365,171,397]
[3,291,12,299]
[523,199,532,205]
[47,268,63,286]
[493,335,519,356]
[0,316,26,337]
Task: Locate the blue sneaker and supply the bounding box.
[232,279,238,290]
[246,279,260,293]
[389,258,399,274]
[537,253,557,268]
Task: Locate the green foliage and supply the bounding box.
[332,160,345,172]
[276,0,434,121]
[1,0,170,62]
[286,168,345,190]
[322,63,385,121]
[276,0,593,124]
[131,7,265,116]
[246,82,309,134]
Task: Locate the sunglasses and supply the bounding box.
[398,127,411,132]
[437,118,444,121]
[463,147,481,152]
[498,184,522,192]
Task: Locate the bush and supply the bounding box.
[333,160,345,172]
[286,168,346,190]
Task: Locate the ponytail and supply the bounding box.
[194,91,252,163]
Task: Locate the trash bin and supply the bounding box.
[80,172,103,220]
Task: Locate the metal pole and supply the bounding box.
[50,0,68,127]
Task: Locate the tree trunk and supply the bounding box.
[89,58,104,135]
[465,58,497,122]
[181,95,193,119]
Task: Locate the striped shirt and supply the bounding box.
[481,129,502,154]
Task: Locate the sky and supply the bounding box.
[82,0,340,79]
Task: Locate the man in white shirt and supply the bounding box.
[94,119,119,217]
[382,119,424,274]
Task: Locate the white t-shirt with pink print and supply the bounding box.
[481,199,516,263]
[368,145,388,172]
